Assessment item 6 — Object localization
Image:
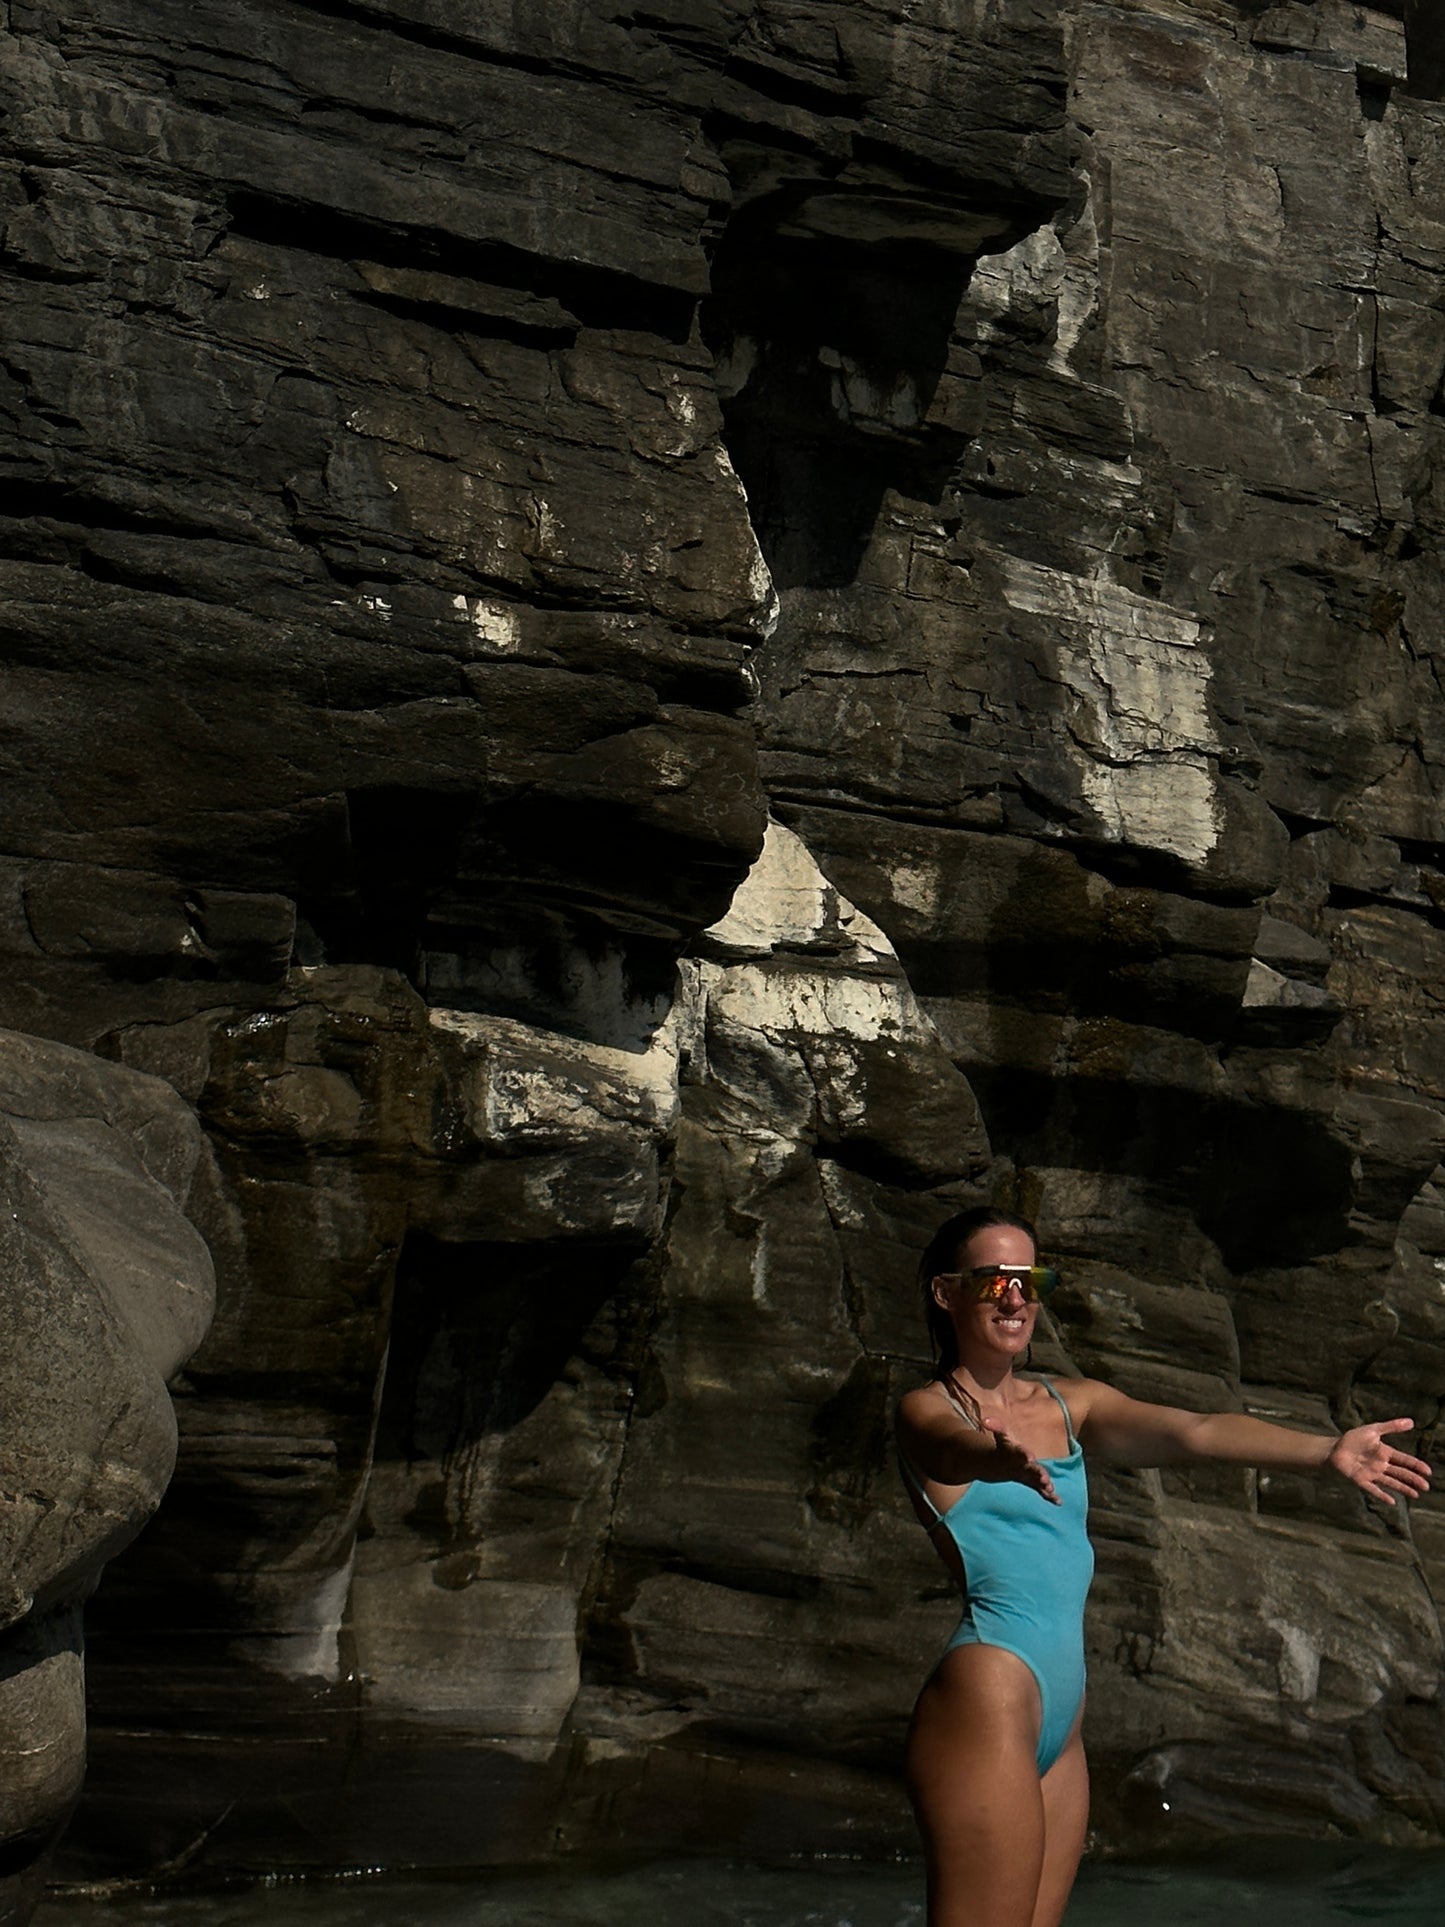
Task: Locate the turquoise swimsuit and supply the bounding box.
[901,1376,1094,1775]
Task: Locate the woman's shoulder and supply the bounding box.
[897,1378,951,1417]
[896,1378,970,1437]
[1033,1374,1110,1420]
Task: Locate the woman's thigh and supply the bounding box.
[1032,1720,1089,1927]
[905,1644,1047,1927]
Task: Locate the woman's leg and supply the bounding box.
[1031,1721,1089,1927]
[906,1644,1046,1927]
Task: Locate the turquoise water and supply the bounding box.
[32,1849,1445,1924]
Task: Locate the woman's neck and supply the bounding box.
[948,1359,1021,1409]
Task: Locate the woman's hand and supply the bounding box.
[980,1420,1061,1505]
[1328,1418,1433,1505]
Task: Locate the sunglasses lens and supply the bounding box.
[969,1266,1060,1302]
[972,1269,1021,1301]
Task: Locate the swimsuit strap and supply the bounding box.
[901,1377,1077,1527]
[902,1380,982,1536]
[939,1376,978,1426]
[897,1447,945,1524]
[1035,1374,1080,1450]
[940,1372,1069,1447]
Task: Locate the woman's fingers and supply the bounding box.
[982,1423,1062,1503]
[1340,1431,1434,1504]
[1337,1423,1433,1497]
[1382,1459,1430,1487]
[1388,1464,1431,1491]
[1373,1423,1434,1470]
[1024,1462,1061,1504]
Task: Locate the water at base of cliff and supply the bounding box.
[33,1845,1445,1925]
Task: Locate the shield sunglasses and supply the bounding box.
[937,1263,1060,1303]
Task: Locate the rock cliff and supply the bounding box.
[1,0,1444,1889]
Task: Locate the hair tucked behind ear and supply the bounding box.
[919,1206,1039,1386]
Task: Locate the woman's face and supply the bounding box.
[937,1222,1040,1368]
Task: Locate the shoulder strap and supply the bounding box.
[939,1376,977,1425]
[897,1447,944,1523]
[1036,1374,1079,1449]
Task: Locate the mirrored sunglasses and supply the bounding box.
[937,1264,1060,1303]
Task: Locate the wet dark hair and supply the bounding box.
[919,1206,1039,1382]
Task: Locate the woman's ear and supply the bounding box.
[930,1273,954,1314]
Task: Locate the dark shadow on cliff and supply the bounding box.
[1405,0,1445,98]
[701,183,1035,589]
[294,790,702,1050]
[964,1063,1357,1270]
[374,1235,639,1475]
[301,786,474,973]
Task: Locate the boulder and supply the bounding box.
[0,1031,214,1916]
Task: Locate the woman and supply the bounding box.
[895,1207,1433,1927]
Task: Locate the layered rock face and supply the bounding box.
[2,0,1444,1888]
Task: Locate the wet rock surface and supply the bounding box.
[1,0,1444,1894]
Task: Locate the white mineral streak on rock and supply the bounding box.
[967,226,1069,350]
[1264,1616,1322,1703]
[966,232,1043,330]
[889,860,940,919]
[1003,556,1221,867]
[749,1234,770,1310]
[693,822,941,1138]
[427,1006,681,1142]
[520,1159,657,1237]
[1242,958,1336,1012]
[1087,1283,1144,1331]
[1048,450,1144,495]
[238,1562,354,1684]
[704,820,892,965]
[815,1157,866,1229]
[451,594,519,652]
[1053,190,1101,374]
[713,443,779,639]
[706,966,907,1044]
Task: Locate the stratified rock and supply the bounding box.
[1,0,1444,1893]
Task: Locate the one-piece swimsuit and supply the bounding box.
[900,1375,1094,1775]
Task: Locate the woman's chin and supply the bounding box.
[962,1317,1035,1363]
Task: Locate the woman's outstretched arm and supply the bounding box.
[896,1386,1062,1503]
[1068,1380,1433,1505]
